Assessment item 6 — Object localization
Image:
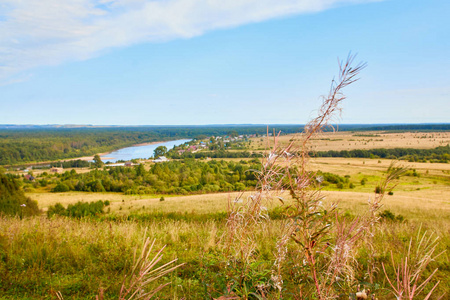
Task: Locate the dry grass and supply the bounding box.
[250,131,450,151]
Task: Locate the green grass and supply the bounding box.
[1,202,448,299]
[3,157,449,299]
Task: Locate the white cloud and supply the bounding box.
[0,0,377,82]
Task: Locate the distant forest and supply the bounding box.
[1,124,449,165]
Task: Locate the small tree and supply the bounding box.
[153,146,167,158]
[93,154,104,168]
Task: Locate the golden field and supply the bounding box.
[250,131,450,151]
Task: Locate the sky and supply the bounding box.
[0,0,449,125]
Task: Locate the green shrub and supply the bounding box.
[52,182,70,192]
[379,209,405,222]
[47,203,66,217]
[47,201,108,218]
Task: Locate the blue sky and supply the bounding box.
[0,0,449,125]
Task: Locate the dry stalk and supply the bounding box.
[382,230,445,300]
[57,236,184,300]
[118,236,185,300]
[268,54,366,299]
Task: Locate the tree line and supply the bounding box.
[312,145,450,162]
[51,159,262,195]
[46,159,353,196]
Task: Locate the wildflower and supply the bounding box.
[267,152,278,164]
[283,151,294,159]
[20,204,26,207]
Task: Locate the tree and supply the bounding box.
[0,171,40,217]
[153,146,167,158]
[228,130,239,138]
[93,154,104,168]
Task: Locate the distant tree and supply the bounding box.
[0,171,40,217]
[135,164,146,176]
[153,146,167,158]
[195,134,208,140]
[93,154,104,168]
[229,130,239,138]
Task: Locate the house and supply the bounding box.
[153,156,169,163]
[24,174,35,181]
[50,167,63,173]
[124,161,133,167]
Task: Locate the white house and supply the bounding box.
[152,156,169,163]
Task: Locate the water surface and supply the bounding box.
[100,139,191,163]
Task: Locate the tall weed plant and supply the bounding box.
[221,55,445,299]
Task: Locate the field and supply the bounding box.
[2,130,450,299]
[27,157,450,220]
[250,131,450,151]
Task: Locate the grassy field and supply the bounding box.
[3,186,449,299]
[2,130,450,299]
[27,156,450,217]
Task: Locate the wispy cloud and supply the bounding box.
[0,0,377,82]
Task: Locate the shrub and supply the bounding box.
[47,201,108,218]
[52,182,70,192]
[379,209,405,222]
[47,203,66,217]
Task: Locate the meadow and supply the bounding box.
[1,59,449,299]
[0,136,446,299]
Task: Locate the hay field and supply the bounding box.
[250,131,450,151]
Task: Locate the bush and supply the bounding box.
[379,209,405,222]
[52,182,70,192]
[47,201,108,218]
[47,203,66,217]
[375,186,382,194]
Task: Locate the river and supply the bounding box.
[100,139,191,163]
